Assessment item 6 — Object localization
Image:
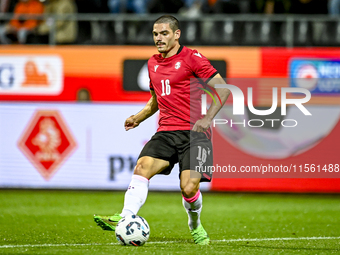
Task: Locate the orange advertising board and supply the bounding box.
[0,46,260,78]
[0,46,261,101]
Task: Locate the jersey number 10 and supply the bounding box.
[161,79,171,96]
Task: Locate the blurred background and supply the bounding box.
[0,0,337,46]
[0,0,340,193]
[0,0,340,47]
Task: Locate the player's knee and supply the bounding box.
[133,158,151,177]
[134,161,146,176]
[181,182,199,198]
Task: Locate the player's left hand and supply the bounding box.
[192,117,211,132]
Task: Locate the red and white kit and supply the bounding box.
[148,46,217,138]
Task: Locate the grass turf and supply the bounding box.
[0,190,339,254]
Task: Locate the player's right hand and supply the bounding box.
[125,115,139,131]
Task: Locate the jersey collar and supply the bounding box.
[176,45,184,55]
[157,45,184,61]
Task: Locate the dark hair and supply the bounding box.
[154,15,180,32]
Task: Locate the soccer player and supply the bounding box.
[94,15,230,245]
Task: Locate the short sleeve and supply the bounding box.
[149,81,154,90]
[189,50,218,80]
[147,59,154,90]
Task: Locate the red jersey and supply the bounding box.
[148,46,217,139]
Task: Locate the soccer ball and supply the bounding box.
[115,214,150,246]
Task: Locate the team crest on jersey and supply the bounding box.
[154,65,159,72]
[175,62,181,69]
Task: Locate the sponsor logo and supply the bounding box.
[109,155,138,180]
[0,55,63,95]
[18,110,77,180]
[154,65,159,72]
[0,64,14,88]
[21,60,50,87]
[294,64,318,90]
[290,59,340,94]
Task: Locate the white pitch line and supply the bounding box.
[213,236,340,242]
[1,236,339,249]
[0,242,178,249]
[0,243,115,249]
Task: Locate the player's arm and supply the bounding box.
[125,90,159,131]
[192,73,230,132]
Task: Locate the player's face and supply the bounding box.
[153,23,180,53]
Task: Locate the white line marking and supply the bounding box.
[214,236,340,242]
[1,236,339,249]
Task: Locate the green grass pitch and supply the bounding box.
[0,190,339,254]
